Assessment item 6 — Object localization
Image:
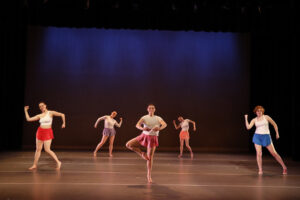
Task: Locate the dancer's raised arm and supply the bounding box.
[24,106,40,122]
[115,117,123,128]
[244,114,255,130]
[173,120,180,130]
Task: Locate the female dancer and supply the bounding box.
[173,117,196,159]
[93,111,122,157]
[244,105,287,175]
[24,102,65,170]
[126,104,167,183]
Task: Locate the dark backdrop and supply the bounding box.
[22,26,250,152]
[1,0,298,159]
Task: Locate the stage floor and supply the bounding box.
[1,151,300,200]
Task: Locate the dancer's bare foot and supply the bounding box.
[190,153,194,159]
[178,154,182,158]
[56,161,62,170]
[109,154,113,157]
[147,176,153,183]
[141,152,150,161]
[283,168,287,175]
[29,165,37,170]
[93,152,97,157]
[258,170,263,175]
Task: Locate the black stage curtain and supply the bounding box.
[0,1,27,150]
[249,0,299,160]
[249,31,298,159]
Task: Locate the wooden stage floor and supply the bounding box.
[1,151,300,200]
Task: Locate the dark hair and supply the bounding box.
[147,103,155,108]
[38,101,47,109]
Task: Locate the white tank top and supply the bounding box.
[255,116,270,134]
[39,111,53,126]
[104,116,117,129]
[180,120,190,132]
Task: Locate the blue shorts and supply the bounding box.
[252,133,272,147]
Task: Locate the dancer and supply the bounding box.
[244,105,287,175]
[93,111,122,157]
[126,104,167,183]
[173,117,196,159]
[24,102,65,170]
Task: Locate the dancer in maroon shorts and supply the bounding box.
[24,102,65,170]
[126,104,167,183]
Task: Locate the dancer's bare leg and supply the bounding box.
[254,144,263,174]
[109,136,115,157]
[93,135,109,157]
[178,139,184,158]
[29,139,44,170]
[44,140,61,170]
[147,147,156,183]
[126,137,149,160]
[184,138,193,159]
[266,143,287,174]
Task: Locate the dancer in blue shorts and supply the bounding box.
[244,105,287,175]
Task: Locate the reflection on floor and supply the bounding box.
[1,151,300,200]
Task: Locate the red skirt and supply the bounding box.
[36,127,54,141]
[136,133,159,148]
[179,131,190,139]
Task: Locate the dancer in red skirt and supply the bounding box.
[173,117,196,159]
[126,104,167,183]
[24,102,65,170]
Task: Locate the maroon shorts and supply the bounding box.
[136,133,159,148]
[36,127,54,141]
